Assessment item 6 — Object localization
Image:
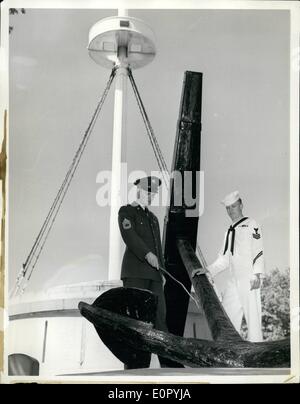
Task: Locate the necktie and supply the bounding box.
[223,217,248,255]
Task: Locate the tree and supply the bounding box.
[261,268,290,340]
[9,8,26,34]
[241,268,290,340]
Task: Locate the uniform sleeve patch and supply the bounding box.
[253,228,261,239]
[122,218,132,230]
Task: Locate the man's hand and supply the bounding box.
[250,274,261,290]
[206,271,214,284]
[192,268,214,284]
[192,268,205,277]
[145,252,159,270]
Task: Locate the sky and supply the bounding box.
[7,8,290,294]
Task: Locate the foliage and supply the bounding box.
[9,8,26,34]
[241,268,290,341]
[261,268,290,340]
[9,8,26,15]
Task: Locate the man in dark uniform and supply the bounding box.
[118,176,167,331]
[118,176,170,367]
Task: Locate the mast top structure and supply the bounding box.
[88,14,156,69]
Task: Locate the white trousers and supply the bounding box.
[222,278,263,342]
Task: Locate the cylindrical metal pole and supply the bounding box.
[118,8,128,17]
[108,12,128,281]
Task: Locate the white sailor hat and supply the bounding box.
[221,190,240,207]
[134,176,162,193]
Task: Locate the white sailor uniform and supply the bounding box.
[208,217,265,342]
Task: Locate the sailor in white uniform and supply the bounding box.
[207,191,265,342]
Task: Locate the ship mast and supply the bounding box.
[88,10,156,280]
[109,8,129,281]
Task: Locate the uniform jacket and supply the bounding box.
[208,217,265,284]
[118,203,164,281]
[208,216,265,342]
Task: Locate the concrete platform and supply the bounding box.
[60,367,290,377]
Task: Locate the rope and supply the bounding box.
[128,68,208,308]
[11,68,117,297]
[196,244,208,269]
[159,265,200,309]
[195,244,223,301]
[129,69,169,179]
[12,63,206,308]
[127,68,170,189]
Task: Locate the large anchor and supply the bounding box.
[79,71,290,369]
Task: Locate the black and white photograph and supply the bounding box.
[0,0,299,384]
